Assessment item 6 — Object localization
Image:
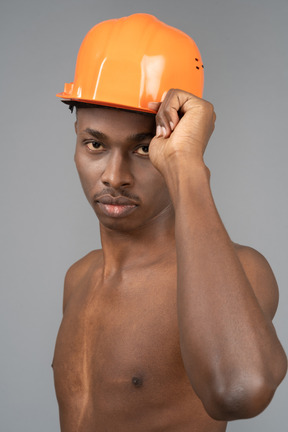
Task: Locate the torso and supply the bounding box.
[53,250,227,432]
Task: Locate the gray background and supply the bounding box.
[1,0,287,431]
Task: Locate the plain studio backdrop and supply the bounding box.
[1,0,287,431]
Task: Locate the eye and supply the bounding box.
[135,145,149,156]
[86,141,105,152]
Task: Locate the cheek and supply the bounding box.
[74,152,102,199]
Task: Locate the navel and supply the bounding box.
[131,376,143,388]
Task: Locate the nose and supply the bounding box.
[101,150,134,189]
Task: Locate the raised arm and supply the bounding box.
[148,90,287,420]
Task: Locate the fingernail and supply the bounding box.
[162,126,167,137]
[169,121,174,131]
[156,125,162,137]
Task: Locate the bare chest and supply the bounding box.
[54,268,184,395]
[53,267,226,431]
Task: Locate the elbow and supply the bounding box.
[202,375,278,421]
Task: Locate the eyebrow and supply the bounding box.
[129,132,154,142]
[82,128,154,142]
[83,128,107,140]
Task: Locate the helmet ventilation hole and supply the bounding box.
[195,58,204,70]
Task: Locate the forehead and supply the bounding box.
[76,107,156,138]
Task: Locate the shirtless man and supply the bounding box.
[53,14,287,432]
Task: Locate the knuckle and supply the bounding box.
[199,100,215,116]
[205,100,215,113]
[209,102,215,113]
[166,88,175,95]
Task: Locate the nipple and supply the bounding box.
[132,376,143,388]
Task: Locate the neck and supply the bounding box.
[100,205,175,277]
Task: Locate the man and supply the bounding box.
[53,13,287,432]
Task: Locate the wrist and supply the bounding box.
[163,159,211,206]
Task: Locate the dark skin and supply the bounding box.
[53,90,287,431]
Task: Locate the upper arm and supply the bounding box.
[235,244,279,320]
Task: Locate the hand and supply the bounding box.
[148,89,216,175]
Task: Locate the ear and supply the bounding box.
[74,121,77,134]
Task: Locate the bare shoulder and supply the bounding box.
[63,250,102,312]
[233,243,279,319]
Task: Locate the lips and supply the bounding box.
[95,194,138,218]
[97,195,138,206]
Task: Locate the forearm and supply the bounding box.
[149,88,286,418]
[166,161,286,419]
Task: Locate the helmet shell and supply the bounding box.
[56,13,204,113]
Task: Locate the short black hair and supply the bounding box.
[62,100,155,118]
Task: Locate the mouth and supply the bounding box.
[95,195,138,218]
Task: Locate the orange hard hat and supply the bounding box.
[56,13,204,113]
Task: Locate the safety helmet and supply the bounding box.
[56,13,204,113]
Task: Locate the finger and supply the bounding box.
[148,101,161,112]
[151,89,199,137]
[160,91,168,102]
[155,89,184,137]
